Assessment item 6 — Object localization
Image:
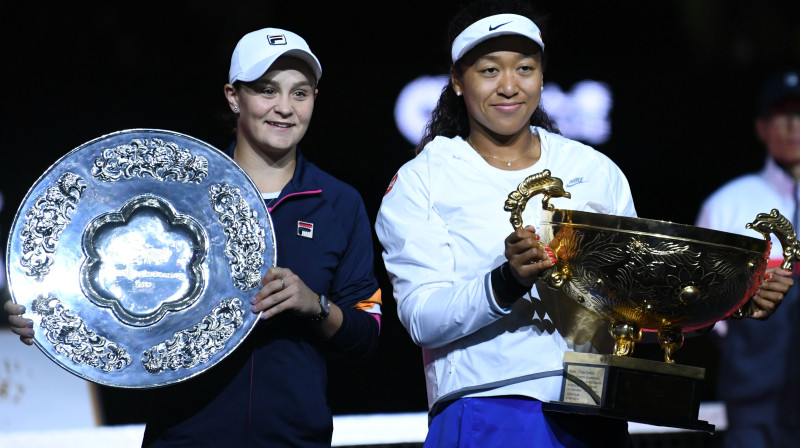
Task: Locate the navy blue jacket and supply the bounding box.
[142,147,382,447]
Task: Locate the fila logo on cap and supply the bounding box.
[268,34,287,45]
[298,221,314,239]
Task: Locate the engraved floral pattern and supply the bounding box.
[91,138,209,183]
[19,172,87,280]
[31,295,132,372]
[210,183,266,290]
[552,229,760,329]
[141,298,245,374]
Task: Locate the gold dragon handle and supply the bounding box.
[504,170,572,288]
[503,169,572,231]
[732,208,800,318]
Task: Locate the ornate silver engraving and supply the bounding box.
[141,298,245,374]
[31,295,132,372]
[19,172,87,280]
[7,129,273,388]
[210,183,266,290]
[91,138,209,183]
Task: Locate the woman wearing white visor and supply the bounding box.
[376,1,636,446]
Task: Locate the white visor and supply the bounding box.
[451,13,544,63]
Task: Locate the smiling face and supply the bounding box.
[451,35,543,141]
[225,56,317,158]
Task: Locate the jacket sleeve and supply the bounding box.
[375,158,510,350]
[325,188,382,360]
[325,304,380,360]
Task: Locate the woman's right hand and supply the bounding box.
[4,299,34,345]
[504,225,556,287]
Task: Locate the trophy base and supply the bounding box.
[545,352,714,432]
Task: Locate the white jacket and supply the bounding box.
[375,127,637,409]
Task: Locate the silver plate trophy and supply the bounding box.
[6,129,276,388]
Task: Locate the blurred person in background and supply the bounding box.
[696,68,800,448]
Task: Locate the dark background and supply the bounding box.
[2,0,800,424]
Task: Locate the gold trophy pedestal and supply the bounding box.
[542,352,714,432]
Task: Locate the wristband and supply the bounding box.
[491,262,531,304]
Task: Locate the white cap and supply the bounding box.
[229,28,322,84]
[451,14,544,63]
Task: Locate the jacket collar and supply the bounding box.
[224,141,322,210]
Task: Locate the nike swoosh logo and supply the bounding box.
[489,21,512,31]
[567,177,587,187]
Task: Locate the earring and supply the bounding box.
[233,106,239,113]
[455,91,462,97]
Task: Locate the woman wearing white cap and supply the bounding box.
[376,1,635,446]
[2,26,383,446]
[137,27,383,447]
[2,27,382,446]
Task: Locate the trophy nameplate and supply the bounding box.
[6,129,276,389]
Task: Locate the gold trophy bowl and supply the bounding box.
[505,170,800,429]
[505,170,800,363]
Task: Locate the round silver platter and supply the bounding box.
[6,129,275,388]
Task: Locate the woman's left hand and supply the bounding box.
[750,266,794,320]
[252,267,323,320]
[504,225,555,286]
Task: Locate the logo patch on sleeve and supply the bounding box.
[297,221,314,239]
[384,173,398,196]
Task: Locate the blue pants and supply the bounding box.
[425,396,631,448]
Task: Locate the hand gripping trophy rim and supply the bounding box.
[502,169,571,289]
[732,208,800,318]
[504,169,800,363]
